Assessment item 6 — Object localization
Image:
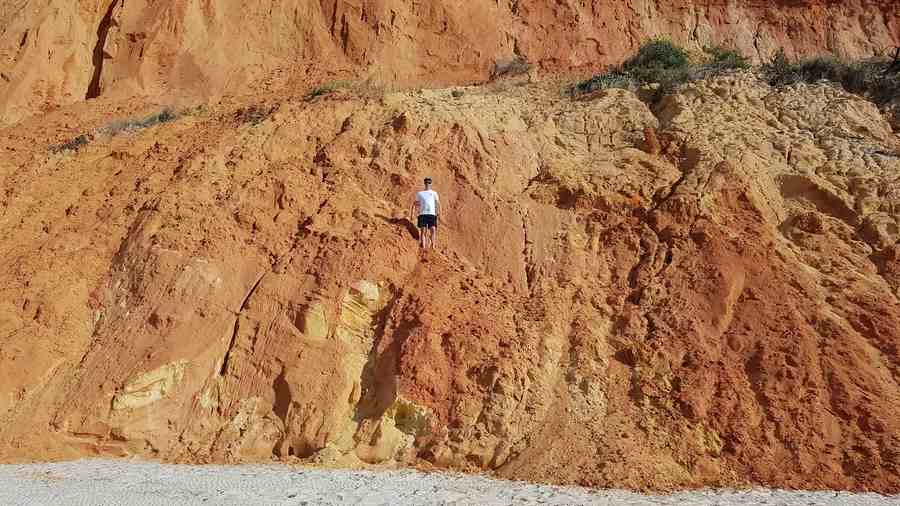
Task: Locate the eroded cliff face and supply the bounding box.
[0,71,899,491]
[1,0,898,125]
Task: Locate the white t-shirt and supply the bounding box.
[416,190,439,216]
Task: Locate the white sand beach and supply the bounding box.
[0,460,897,506]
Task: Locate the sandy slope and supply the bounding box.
[1,460,898,506]
[1,74,899,492]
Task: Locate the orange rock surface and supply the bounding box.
[2,71,899,491]
[1,0,900,495]
[2,0,899,125]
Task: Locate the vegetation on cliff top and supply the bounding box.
[572,39,749,100]
[763,48,899,105]
[574,40,899,107]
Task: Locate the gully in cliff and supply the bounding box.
[410,177,441,250]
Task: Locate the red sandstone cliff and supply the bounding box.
[1,0,900,495]
[1,71,899,491]
[1,0,898,125]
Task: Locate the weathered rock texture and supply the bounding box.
[1,71,899,492]
[2,0,899,125]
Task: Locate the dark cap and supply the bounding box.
[424,177,432,184]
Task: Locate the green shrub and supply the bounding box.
[766,51,849,85]
[572,40,750,100]
[798,56,846,82]
[842,61,878,93]
[705,45,751,70]
[572,40,692,98]
[622,39,690,71]
[573,71,637,94]
[869,72,900,104]
[572,40,898,106]
[622,40,692,98]
[764,49,900,105]
[689,57,748,82]
[842,60,899,104]
[764,48,799,86]
[100,108,178,135]
[765,51,849,86]
[628,65,692,97]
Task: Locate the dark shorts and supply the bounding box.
[417,214,437,228]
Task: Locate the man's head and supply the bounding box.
[424,177,432,189]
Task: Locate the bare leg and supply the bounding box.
[431,226,438,249]
[419,227,426,249]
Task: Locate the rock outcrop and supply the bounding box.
[1,70,899,492]
[1,0,898,125]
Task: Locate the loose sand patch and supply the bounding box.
[0,460,897,505]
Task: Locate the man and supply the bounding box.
[410,177,440,249]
